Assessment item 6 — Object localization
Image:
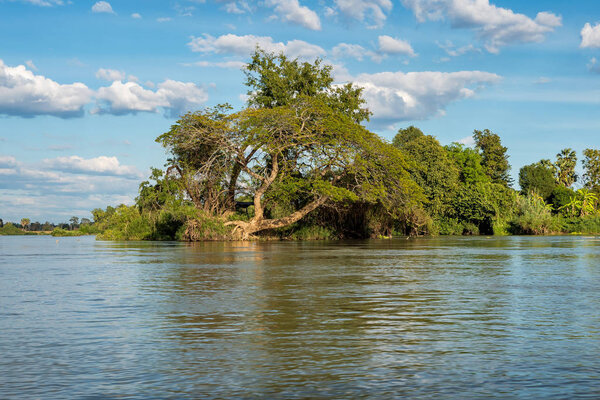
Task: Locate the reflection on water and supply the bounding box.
[1,235,600,398]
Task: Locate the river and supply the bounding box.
[1,235,599,398]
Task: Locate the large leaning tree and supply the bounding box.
[156,50,422,239]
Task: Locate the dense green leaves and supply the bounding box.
[393,128,459,218]
[583,148,600,193]
[244,49,371,123]
[473,129,512,186]
[519,162,556,199]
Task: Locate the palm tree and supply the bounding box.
[555,148,577,187]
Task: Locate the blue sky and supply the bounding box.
[1,0,599,223]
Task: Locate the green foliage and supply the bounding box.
[0,223,25,235]
[451,182,516,234]
[445,143,490,185]
[20,218,30,229]
[180,211,230,241]
[244,49,371,123]
[558,216,600,234]
[436,217,462,235]
[473,129,512,186]
[555,148,577,187]
[51,228,85,237]
[393,128,459,218]
[583,148,600,193]
[509,194,558,235]
[96,205,153,241]
[392,126,425,148]
[558,188,599,218]
[548,186,577,216]
[518,162,556,199]
[288,225,333,240]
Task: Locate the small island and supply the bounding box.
[5,50,597,241]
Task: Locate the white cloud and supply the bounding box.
[332,43,373,61]
[225,2,244,14]
[0,154,142,222]
[437,40,479,57]
[581,23,600,49]
[131,13,142,19]
[588,57,600,74]
[25,60,37,70]
[334,0,392,29]
[188,34,326,59]
[378,35,416,56]
[95,79,208,117]
[265,0,321,30]
[91,1,115,14]
[401,0,561,53]
[458,135,475,146]
[19,0,63,6]
[324,7,337,17]
[43,155,143,178]
[344,69,500,123]
[96,68,126,82]
[157,17,172,22]
[0,155,18,168]
[0,60,92,118]
[182,60,247,69]
[223,0,250,14]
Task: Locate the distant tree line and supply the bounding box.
[0,216,94,236]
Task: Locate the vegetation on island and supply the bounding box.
[0,217,98,236]
[3,50,600,241]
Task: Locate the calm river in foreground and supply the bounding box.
[1,235,600,399]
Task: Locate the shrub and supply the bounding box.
[96,205,153,241]
[180,211,230,241]
[548,186,577,216]
[436,217,464,235]
[51,228,85,237]
[0,223,24,235]
[289,225,334,240]
[558,216,600,234]
[509,194,559,234]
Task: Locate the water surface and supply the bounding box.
[1,235,600,398]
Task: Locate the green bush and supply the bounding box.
[436,217,463,235]
[558,216,600,234]
[289,225,334,240]
[509,194,559,234]
[0,223,25,235]
[51,228,85,237]
[462,222,480,235]
[180,211,230,241]
[78,224,100,235]
[548,186,577,215]
[96,205,153,240]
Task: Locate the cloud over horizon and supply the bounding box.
[0,153,142,221]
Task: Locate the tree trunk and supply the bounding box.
[227,196,329,239]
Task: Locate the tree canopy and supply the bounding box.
[156,51,422,239]
[473,129,512,186]
[519,162,556,199]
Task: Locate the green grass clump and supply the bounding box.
[51,228,86,237]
